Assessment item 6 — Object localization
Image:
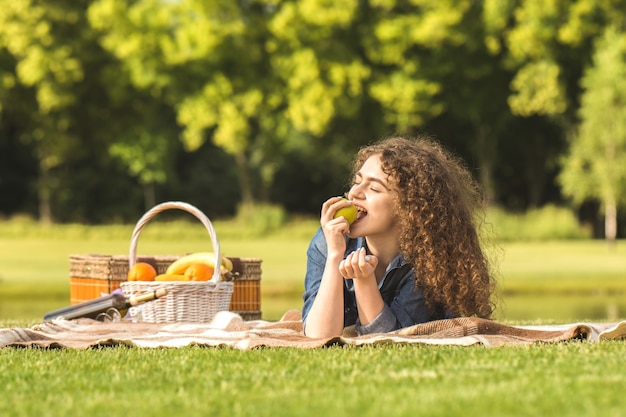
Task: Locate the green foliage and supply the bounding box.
[364,0,471,129]
[0,0,84,112]
[558,26,626,240]
[508,59,567,116]
[0,0,96,223]
[0,0,186,222]
[109,130,171,185]
[482,0,515,54]
[3,0,626,229]
[560,27,626,208]
[269,0,366,136]
[502,0,625,118]
[88,0,280,204]
[486,205,591,241]
[234,203,288,237]
[505,12,566,117]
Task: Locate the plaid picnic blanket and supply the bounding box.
[1,310,625,349]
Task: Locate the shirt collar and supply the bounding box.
[355,237,406,289]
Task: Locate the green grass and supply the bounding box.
[2,343,626,417]
[498,240,626,292]
[2,221,626,417]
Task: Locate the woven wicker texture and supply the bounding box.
[121,201,233,323]
[121,281,233,323]
[69,256,261,317]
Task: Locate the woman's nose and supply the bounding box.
[348,185,363,200]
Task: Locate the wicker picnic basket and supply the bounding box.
[68,201,262,322]
[69,254,262,320]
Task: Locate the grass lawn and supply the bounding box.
[2,342,626,417]
[498,240,626,293]
[1,222,626,417]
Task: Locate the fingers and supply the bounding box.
[321,196,351,223]
[321,197,351,255]
[321,196,343,214]
[339,247,375,280]
[320,197,353,246]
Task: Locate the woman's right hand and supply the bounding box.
[304,197,354,338]
[320,196,352,256]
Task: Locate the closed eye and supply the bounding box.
[353,172,391,192]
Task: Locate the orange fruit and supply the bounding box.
[127,262,157,281]
[184,263,214,281]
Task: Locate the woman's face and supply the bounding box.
[347,154,399,239]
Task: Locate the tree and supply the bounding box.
[0,0,175,221]
[483,0,626,211]
[559,27,626,244]
[0,0,87,222]
[88,0,276,205]
[4,0,626,224]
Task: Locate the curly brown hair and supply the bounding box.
[352,135,496,319]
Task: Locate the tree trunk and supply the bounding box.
[524,141,545,208]
[604,134,618,248]
[144,181,156,211]
[475,126,496,205]
[235,151,254,206]
[38,159,53,225]
[605,197,617,247]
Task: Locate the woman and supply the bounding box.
[302,135,496,338]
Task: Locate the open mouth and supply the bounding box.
[355,206,367,223]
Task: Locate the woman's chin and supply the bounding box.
[348,222,364,237]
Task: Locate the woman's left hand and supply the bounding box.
[339,247,377,281]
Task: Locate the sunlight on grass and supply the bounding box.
[2,343,626,417]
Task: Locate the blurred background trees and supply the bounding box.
[0,0,625,239]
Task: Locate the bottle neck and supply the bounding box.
[128,288,167,306]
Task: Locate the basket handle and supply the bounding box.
[128,201,222,283]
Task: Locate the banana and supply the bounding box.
[165,252,233,277]
[166,252,218,275]
[221,257,233,274]
[155,273,188,281]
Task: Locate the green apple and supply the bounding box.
[333,199,358,225]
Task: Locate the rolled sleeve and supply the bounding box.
[355,304,397,335]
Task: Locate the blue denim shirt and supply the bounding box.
[302,227,449,335]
